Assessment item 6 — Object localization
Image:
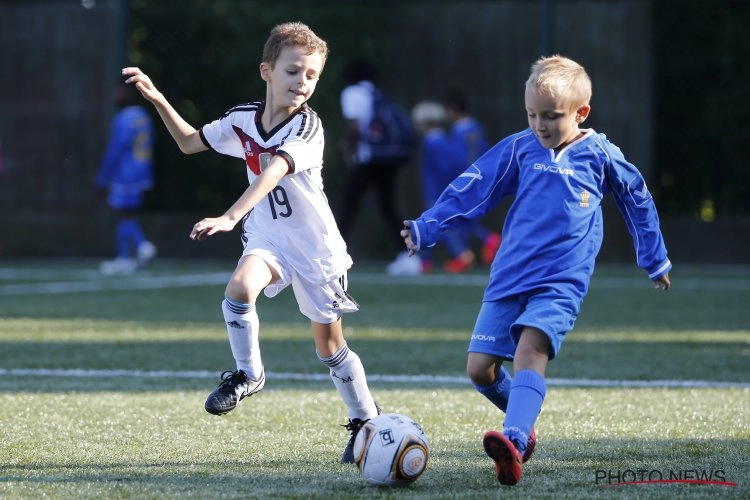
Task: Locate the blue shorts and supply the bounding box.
[467,287,580,361]
[108,192,143,210]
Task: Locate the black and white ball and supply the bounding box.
[352,413,429,486]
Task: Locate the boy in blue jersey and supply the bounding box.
[400,55,671,485]
[96,83,157,275]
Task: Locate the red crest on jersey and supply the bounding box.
[233,125,277,175]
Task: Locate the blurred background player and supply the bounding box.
[96,83,157,275]
[410,100,475,273]
[443,88,501,268]
[337,59,418,276]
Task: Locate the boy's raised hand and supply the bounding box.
[122,67,164,104]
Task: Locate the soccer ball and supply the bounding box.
[352,413,429,486]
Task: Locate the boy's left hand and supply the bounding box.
[190,216,236,241]
[122,67,164,104]
[653,272,671,291]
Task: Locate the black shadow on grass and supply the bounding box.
[0,438,746,498]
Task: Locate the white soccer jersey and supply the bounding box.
[199,101,352,285]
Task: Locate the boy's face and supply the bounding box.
[261,45,324,109]
[524,86,590,150]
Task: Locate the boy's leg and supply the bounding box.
[314,320,380,463]
[222,297,263,380]
[468,300,543,484]
[483,328,548,484]
[469,355,512,412]
[291,274,380,463]
[503,327,549,455]
[467,300,520,412]
[204,255,274,416]
[292,271,376,421]
[314,320,379,421]
[294,272,377,463]
[501,289,573,454]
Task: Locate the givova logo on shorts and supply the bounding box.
[471,334,496,342]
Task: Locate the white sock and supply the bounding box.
[319,343,378,420]
[222,297,263,380]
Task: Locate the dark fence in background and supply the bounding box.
[1,0,748,264]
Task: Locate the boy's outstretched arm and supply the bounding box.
[190,157,289,241]
[122,67,206,155]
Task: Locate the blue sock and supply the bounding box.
[473,366,512,412]
[116,219,145,258]
[115,220,132,258]
[503,369,546,454]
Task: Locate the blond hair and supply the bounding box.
[525,55,592,110]
[262,22,329,70]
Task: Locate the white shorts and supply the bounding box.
[244,245,359,324]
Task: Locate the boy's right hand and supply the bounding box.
[400,220,418,256]
[653,272,671,291]
[122,67,163,104]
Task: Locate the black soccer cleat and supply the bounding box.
[341,418,367,464]
[204,369,265,416]
[341,402,381,464]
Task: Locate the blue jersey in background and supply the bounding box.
[96,105,154,210]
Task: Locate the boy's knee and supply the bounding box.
[467,369,492,387]
[514,328,551,373]
[466,355,498,386]
[225,281,250,303]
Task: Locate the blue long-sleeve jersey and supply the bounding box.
[96,105,154,197]
[410,128,671,303]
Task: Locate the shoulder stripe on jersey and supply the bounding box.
[296,108,321,143]
[221,101,261,119]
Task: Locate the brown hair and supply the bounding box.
[262,22,329,70]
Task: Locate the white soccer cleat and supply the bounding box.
[99,258,138,275]
[385,251,422,276]
[137,241,157,266]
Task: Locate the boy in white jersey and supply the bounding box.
[122,22,379,463]
[401,56,671,485]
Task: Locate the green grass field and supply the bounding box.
[1,260,748,499]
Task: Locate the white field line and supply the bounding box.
[1,268,747,390]
[0,368,747,389]
[0,272,231,295]
[1,269,750,295]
